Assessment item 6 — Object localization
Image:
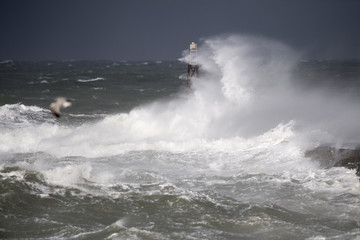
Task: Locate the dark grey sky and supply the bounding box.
[1,0,359,61]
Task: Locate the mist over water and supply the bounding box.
[95,34,360,149]
[2,35,360,158]
[1,35,360,239]
[185,35,360,144]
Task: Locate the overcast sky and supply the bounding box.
[1,0,359,61]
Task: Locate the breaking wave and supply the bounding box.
[2,35,360,163]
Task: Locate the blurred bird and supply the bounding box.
[49,97,72,117]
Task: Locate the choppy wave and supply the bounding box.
[1,147,359,239]
[0,103,54,128]
[2,35,360,159]
[77,77,105,82]
[1,34,360,239]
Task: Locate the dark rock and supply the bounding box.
[305,146,360,176]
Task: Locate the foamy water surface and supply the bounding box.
[1,35,360,239]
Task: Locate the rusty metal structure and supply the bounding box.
[186,42,199,92]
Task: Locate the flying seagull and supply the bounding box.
[49,97,72,117]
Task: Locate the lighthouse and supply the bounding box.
[186,42,199,92]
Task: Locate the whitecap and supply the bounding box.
[77,77,105,83]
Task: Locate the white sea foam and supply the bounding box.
[0,36,349,159]
[42,163,92,187]
[1,37,360,239]
[0,169,26,180]
[77,77,105,82]
[0,103,53,128]
[2,35,360,192]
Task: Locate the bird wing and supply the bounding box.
[49,102,61,117]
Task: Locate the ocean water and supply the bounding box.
[1,35,360,239]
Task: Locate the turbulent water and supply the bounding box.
[1,35,360,239]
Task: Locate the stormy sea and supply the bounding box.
[1,35,360,239]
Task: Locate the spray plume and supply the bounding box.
[33,34,360,157]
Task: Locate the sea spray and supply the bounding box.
[183,35,360,144]
[3,35,360,159]
[0,35,351,157]
[1,36,360,239]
